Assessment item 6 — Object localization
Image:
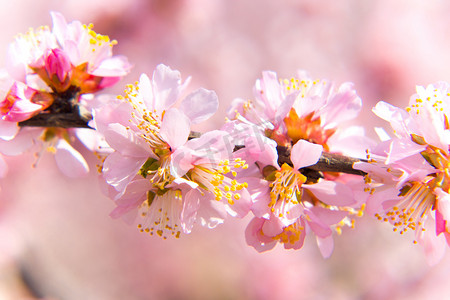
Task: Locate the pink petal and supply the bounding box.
[0,155,7,177]
[258,71,282,117]
[435,210,446,236]
[160,108,190,150]
[308,206,348,226]
[115,179,149,206]
[74,128,111,153]
[306,216,332,238]
[138,73,155,111]
[196,196,227,229]
[182,130,234,164]
[224,188,252,218]
[172,177,198,189]
[274,92,297,125]
[262,216,284,236]
[245,217,277,252]
[322,82,361,127]
[303,180,356,206]
[91,56,132,77]
[419,226,447,266]
[291,140,323,169]
[103,123,150,157]
[372,101,410,137]
[153,64,185,113]
[316,235,334,258]
[170,146,195,177]
[50,11,68,45]
[0,121,19,140]
[103,152,147,192]
[181,188,201,233]
[0,127,40,155]
[244,135,279,167]
[247,178,271,218]
[435,188,450,222]
[180,88,218,124]
[54,139,89,177]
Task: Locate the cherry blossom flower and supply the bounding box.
[355,82,450,264]
[94,64,251,238]
[227,70,367,256]
[0,12,131,178]
[7,11,131,94]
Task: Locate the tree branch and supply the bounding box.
[18,113,91,128]
[17,112,367,176]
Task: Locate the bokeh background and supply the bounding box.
[2,0,450,299]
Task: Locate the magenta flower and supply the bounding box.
[94,64,251,238]
[356,82,450,264]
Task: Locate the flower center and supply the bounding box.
[269,164,306,216]
[139,156,174,190]
[272,220,304,246]
[83,23,117,51]
[284,108,336,150]
[375,180,436,237]
[189,158,248,205]
[137,190,182,239]
[120,82,169,151]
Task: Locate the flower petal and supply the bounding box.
[0,155,7,178]
[245,217,277,252]
[103,152,147,192]
[316,235,334,258]
[160,108,190,150]
[153,64,187,113]
[180,88,218,124]
[181,188,201,233]
[0,121,19,140]
[91,55,132,77]
[0,127,40,155]
[54,139,89,177]
[303,180,356,206]
[290,139,323,169]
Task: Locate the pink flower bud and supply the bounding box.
[45,48,72,83]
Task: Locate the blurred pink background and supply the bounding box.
[2,0,450,299]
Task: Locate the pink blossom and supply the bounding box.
[227,70,298,145]
[31,48,73,93]
[357,82,450,264]
[227,70,366,256]
[0,12,131,178]
[0,127,90,178]
[0,81,51,123]
[94,64,251,238]
[244,139,356,257]
[6,12,131,95]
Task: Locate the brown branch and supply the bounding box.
[18,113,91,128]
[276,145,367,176]
[17,112,367,176]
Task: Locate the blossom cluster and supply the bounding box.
[1,12,450,264]
[0,12,131,177]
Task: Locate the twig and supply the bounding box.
[17,112,367,176]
